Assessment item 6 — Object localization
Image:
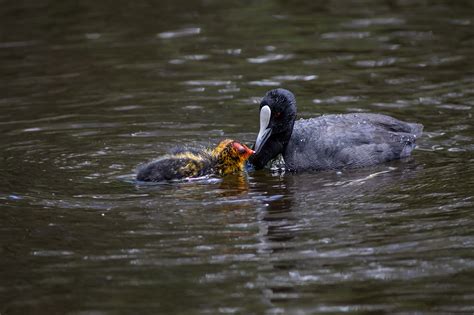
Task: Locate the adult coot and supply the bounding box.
[137,139,254,182]
[248,89,423,171]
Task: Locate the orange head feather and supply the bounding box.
[212,139,254,175]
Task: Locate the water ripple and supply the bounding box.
[354,57,398,67]
[437,104,472,111]
[183,80,232,86]
[248,80,280,87]
[321,32,371,39]
[157,27,201,39]
[343,17,405,28]
[313,96,360,104]
[247,53,293,64]
[271,75,318,81]
[0,40,41,48]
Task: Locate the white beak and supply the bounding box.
[254,105,272,153]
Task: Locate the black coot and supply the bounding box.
[248,89,423,171]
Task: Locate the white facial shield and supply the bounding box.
[254,105,272,153]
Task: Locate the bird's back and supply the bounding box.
[136,153,212,182]
[284,113,423,171]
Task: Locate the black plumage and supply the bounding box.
[249,89,423,171]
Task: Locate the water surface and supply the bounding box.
[1,0,474,314]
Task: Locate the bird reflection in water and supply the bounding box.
[253,161,423,305]
[217,173,251,197]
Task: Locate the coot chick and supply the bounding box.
[248,89,423,171]
[137,139,254,182]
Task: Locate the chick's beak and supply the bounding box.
[243,145,255,159]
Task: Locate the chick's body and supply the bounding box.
[136,139,253,182]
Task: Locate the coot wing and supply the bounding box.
[283,113,423,171]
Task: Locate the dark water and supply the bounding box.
[1,0,474,314]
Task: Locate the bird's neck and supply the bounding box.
[249,129,292,169]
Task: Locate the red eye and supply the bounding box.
[274,112,281,118]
